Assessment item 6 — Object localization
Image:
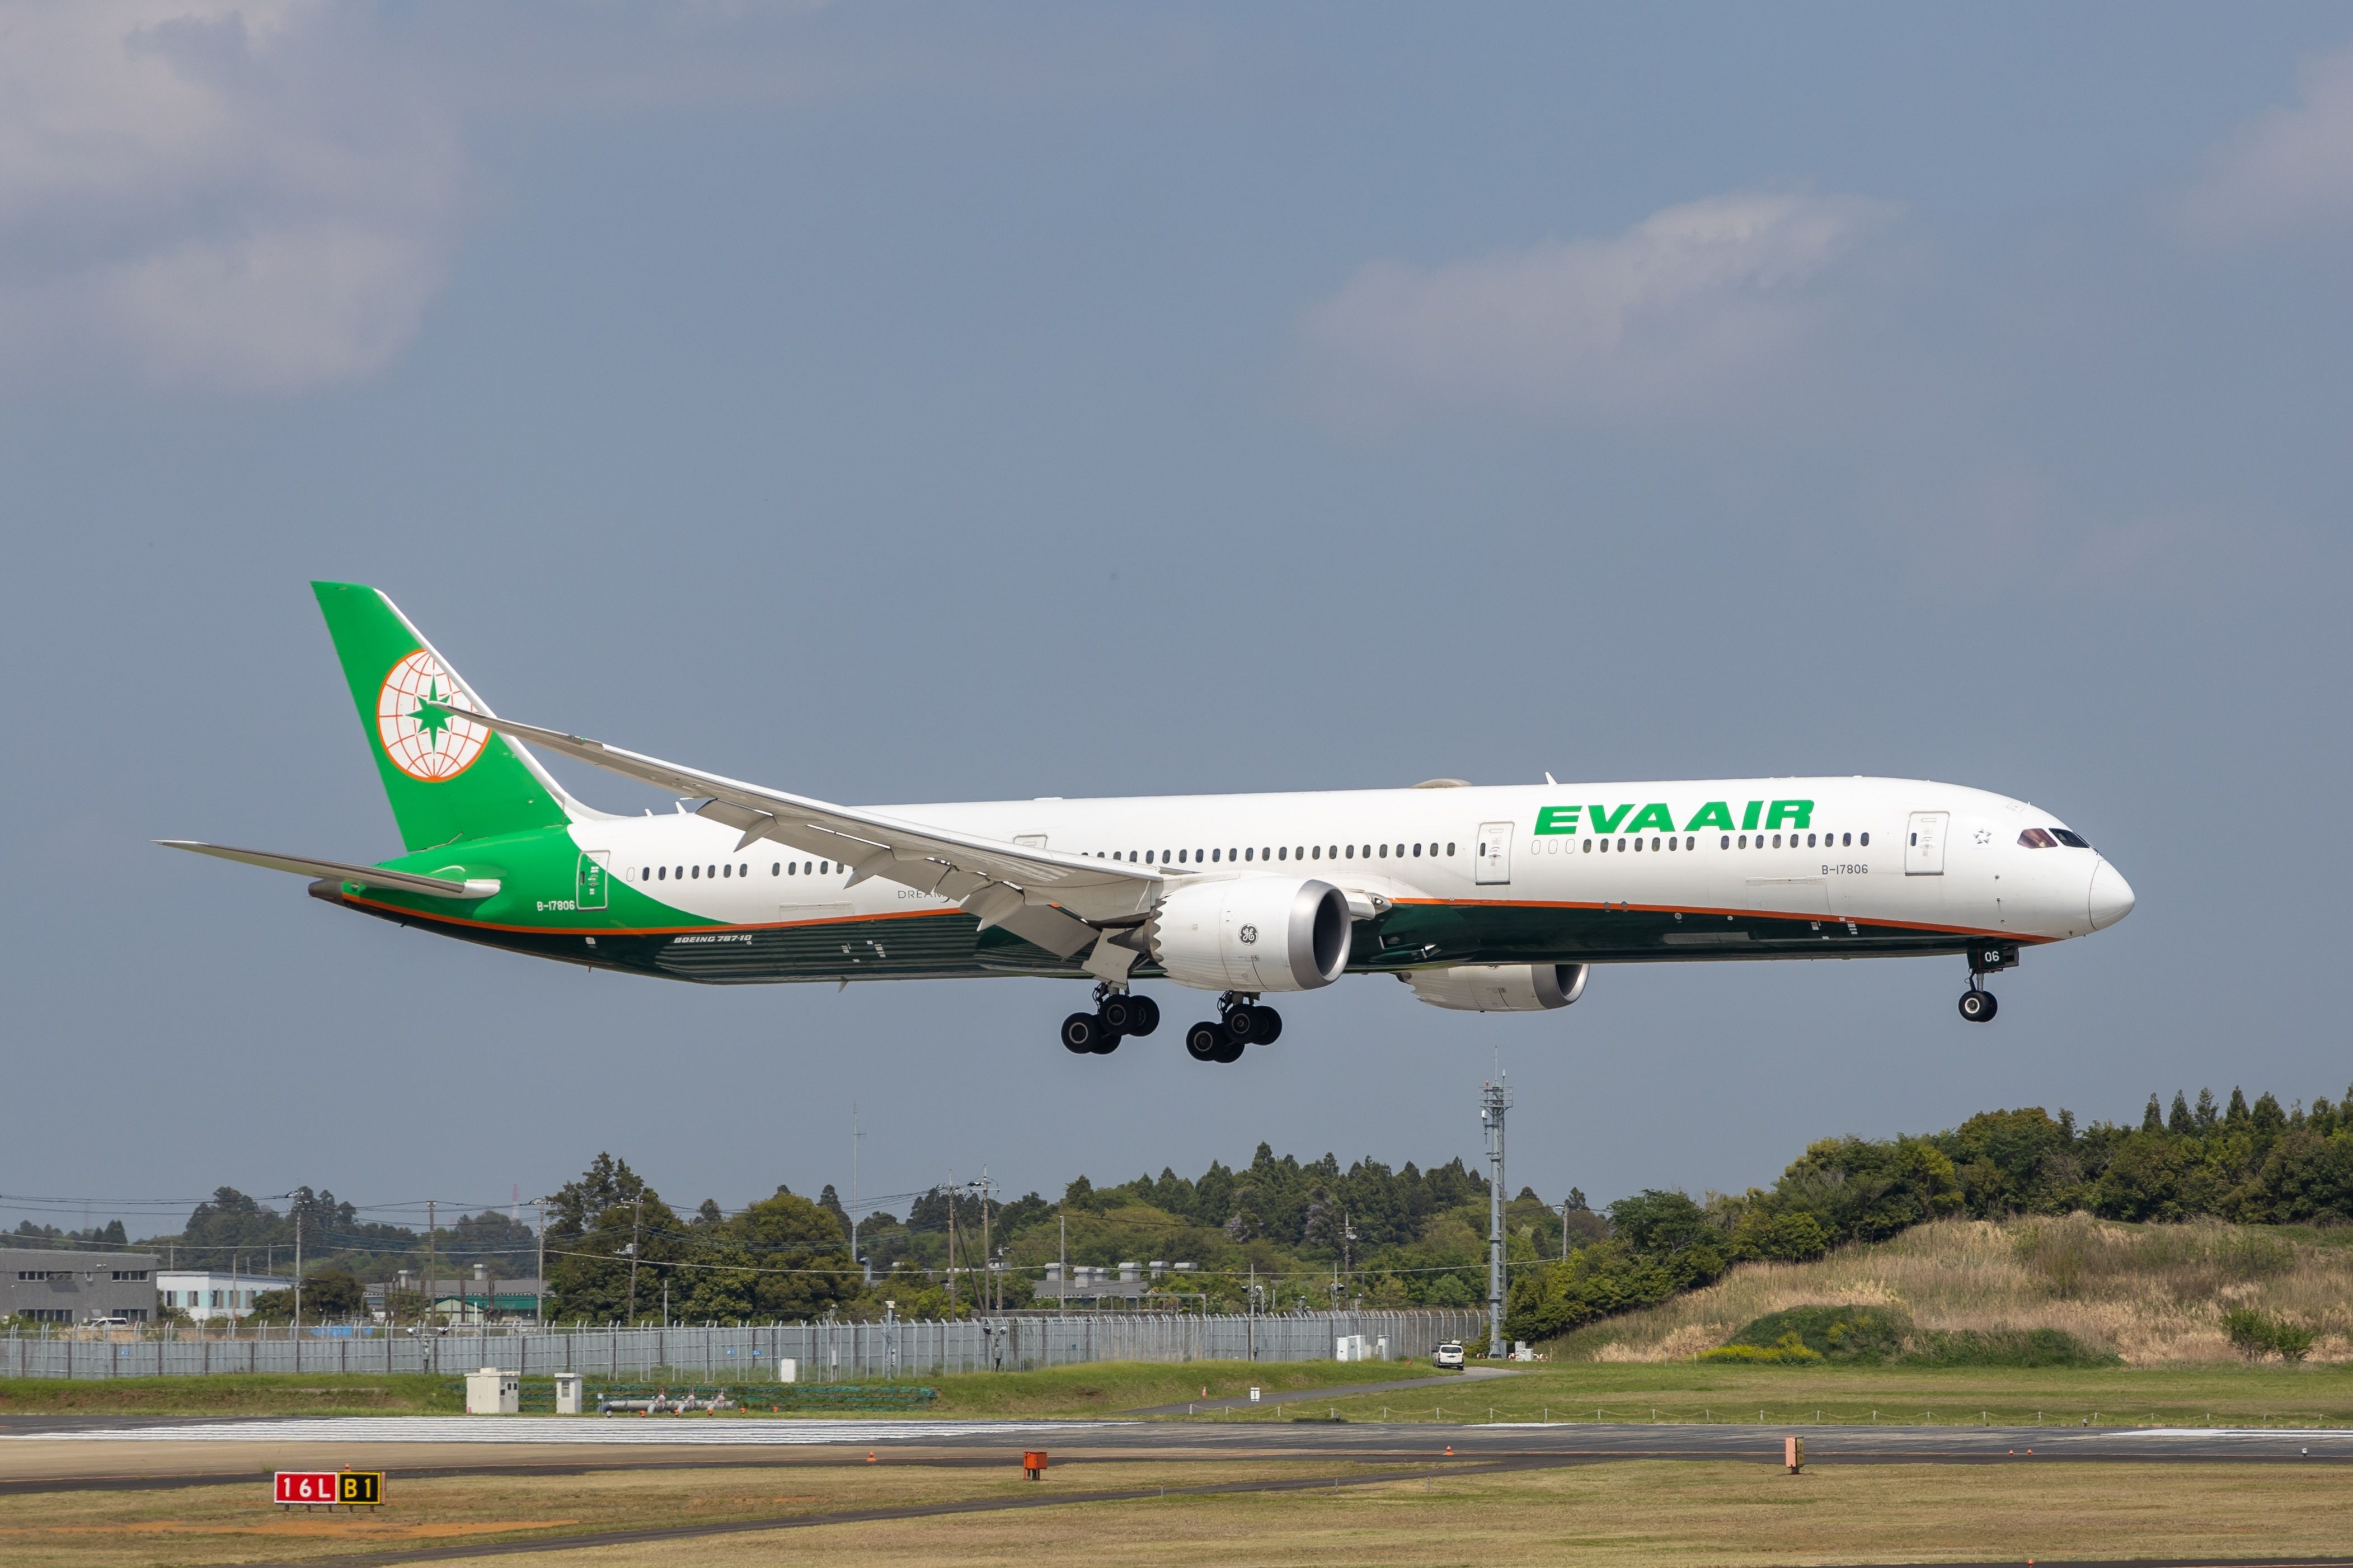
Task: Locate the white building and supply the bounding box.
[158,1270,291,1321]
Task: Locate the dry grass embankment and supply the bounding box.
[1556,1214,2353,1365]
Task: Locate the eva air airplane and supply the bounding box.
[168,584,2135,1062]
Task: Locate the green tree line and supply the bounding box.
[1505,1082,2353,1343]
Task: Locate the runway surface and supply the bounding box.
[6,1414,2351,1480]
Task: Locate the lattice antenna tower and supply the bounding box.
[1481,1075,1514,1360]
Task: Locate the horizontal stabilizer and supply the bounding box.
[157,841,501,900]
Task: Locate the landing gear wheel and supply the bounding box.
[1224,1003,1262,1042]
[1248,1007,1283,1045]
[1185,1021,1225,1061]
[1062,1012,1103,1053]
[1126,995,1161,1037]
[1959,988,1998,1023]
[1211,1035,1246,1064]
[1089,1024,1121,1055]
[1099,994,1136,1034]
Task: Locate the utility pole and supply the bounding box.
[946,1180,958,1312]
[1481,1075,1514,1361]
[292,1199,303,1336]
[1058,1213,1067,1313]
[1247,1261,1257,1363]
[425,1200,436,1333]
[851,1103,866,1286]
[980,1170,993,1312]
[627,1194,643,1324]
[536,1198,547,1328]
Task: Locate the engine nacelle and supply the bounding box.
[1408,963,1589,1013]
[1149,877,1352,993]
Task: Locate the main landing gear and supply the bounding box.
[1959,941,2019,1024]
[1183,993,1282,1065]
[1062,985,1161,1055]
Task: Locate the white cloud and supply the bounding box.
[2174,41,2353,244]
[1293,190,1896,429]
[0,2,461,392]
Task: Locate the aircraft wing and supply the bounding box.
[158,841,502,900]
[474,715,1161,958]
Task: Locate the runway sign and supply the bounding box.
[274,1471,383,1506]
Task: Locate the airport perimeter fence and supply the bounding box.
[3,1310,1485,1382]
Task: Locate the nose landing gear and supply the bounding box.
[1959,941,2018,1024]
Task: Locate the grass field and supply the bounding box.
[4,1457,2350,1567]
[0,1360,1411,1420]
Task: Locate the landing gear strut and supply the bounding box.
[1184,993,1281,1063]
[1062,986,1159,1055]
[1959,941,2018,1024]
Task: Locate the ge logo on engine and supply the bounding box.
[1237,924,1258,945]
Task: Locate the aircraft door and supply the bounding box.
[576,850,609,910]
[1476,823,1513,886]
[1905,812,1948,875]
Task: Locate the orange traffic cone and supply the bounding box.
[866,1451,878,1463]
[1444,1445,1454,1456]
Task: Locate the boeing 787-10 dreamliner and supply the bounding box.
[166,584,2135,1062]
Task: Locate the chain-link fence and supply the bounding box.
[3,1310,1484,1381]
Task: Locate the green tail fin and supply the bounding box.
[312,582,578,852]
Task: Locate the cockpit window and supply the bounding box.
[2018,828,2058,849]
[2051,828,2092,849]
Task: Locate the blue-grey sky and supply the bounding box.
[4,3,2350,1237]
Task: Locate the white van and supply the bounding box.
[1433,1340,1465,1369]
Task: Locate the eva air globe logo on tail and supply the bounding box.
[375,651,488,781]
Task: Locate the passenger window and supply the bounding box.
[1412,842,1422,856]
[1247,847,1256,861]
[656,867,665,880]
[1345,845,1354,858]
[690,865,699,878]
[1311,846,1321,859]
[1447,842,1456,855]
[1842,833,1851,847]
[1582,840,1592,853]
[787,861,796,875]
[1377,844,1387,858]
[1720,836,1730,849]
[2018,828,2058,849]
[1685,836,1696,850]
[1278,846,1288,860]
[1807,834,1816,848]
[1771,836,1781,849]
[1858,835,1867,847]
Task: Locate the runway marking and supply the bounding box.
[5,1418,1131,1447]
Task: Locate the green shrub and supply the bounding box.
[2222,1306,2316,1363]
[1698,1331,1823,1365]
[1901,1327,2116,1367]
[1722,1305,1911,1363]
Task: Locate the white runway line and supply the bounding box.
[8,1417,1133,1446]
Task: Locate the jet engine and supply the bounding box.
[1407,963,1589,1013]
[1149,877,1351,992]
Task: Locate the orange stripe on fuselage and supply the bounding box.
[1387,897,2052,944]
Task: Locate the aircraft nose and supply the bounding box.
[2088,858,2136,931]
